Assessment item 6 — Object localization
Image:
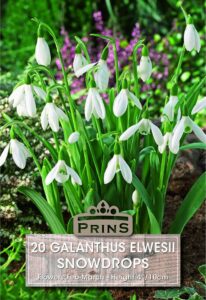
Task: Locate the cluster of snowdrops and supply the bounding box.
[0,13,205,217]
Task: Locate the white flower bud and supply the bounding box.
[68,132,80,144]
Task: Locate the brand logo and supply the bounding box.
[73,200,133,236]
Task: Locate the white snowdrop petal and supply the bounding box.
[35,37,51,66]
[9,85,25,107]
[120,122,142,141]
[192,97,206,114]
[10,139,27,169]
[191,120,206,144]
[47,104,60,132]
[150,122,163,146]
[158,133,169,153]
[118,155,132,184]
[85,89,93,121]
[128,91,142,110]
[16,99,29,117]
[184,25,196,52]
[18,142,30,158]
[41,106,48,130]
[94,60,110,90]
[113,89,128,117]
[45,161,62,185]
[66,166,82,185]
[56,107,68,120]
[104,155,117,184]
[171,118,185,153]
[73,54,89,75]
[93,89,106,119]
[24,85,36,117]
[0,143,10,167]
[33,86,46,99]
[75,62,96,77]
[194,27,201,52]
[138,56,152,82]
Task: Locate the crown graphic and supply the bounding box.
[73,200,133,236]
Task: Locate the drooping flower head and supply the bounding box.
[45,147,82,185]
[9,75,46,118]
[170,116,206,154]
[162,85,179,122]
[41,97,68,132]
[35,36,51,66]
[137,45,152,82]
[94,46,110,90]
[0,128,30,169]
[120,116,163,146]
[68,131,80,144]
[73,45,96,77]
[191,97,206,114]
[104,144,132,184]
[113,79,142,117]
[85,80,106,121]
[184,16,201,53]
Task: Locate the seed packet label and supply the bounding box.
[26,234,180,287]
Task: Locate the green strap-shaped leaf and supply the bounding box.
[169,172,206,233]
[132,174,161,233]
[41,158,64,226]
[18,187,66,234]
[180,143,206,150]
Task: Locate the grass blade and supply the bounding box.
[18,187,66,233]
[169,172,206,233]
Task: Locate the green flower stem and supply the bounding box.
[112,42,120,88]
[93,117,104,150]
[132,40,145,97]
[2,116,58,161]
[83,143,93,186]
[135,204,140,233]
[39,22,77,129]
[169,47,186,85]
[53,132,60,151]
[159,151,167,190]
[180,5,188,22]
[29,65,68,115]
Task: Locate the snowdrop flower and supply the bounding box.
[158,132,173,153]
[104,154,132,184]
[120,118,163,146]
[171,116,206,154]
[162,85,179,122]
[184,16,201,53]
[68,132,80,144]
[113,80,142,117]
[9,82,46,117]
[45,160,82,185]
[192,97,206,114]
[94,46,110,90]
[85,81,106,121]
[35,37,51,66]
[0,139,30,169]
[94,59,110,90]
[73,45,96,77]
[137,46,152,82]
[41,103,68,132]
